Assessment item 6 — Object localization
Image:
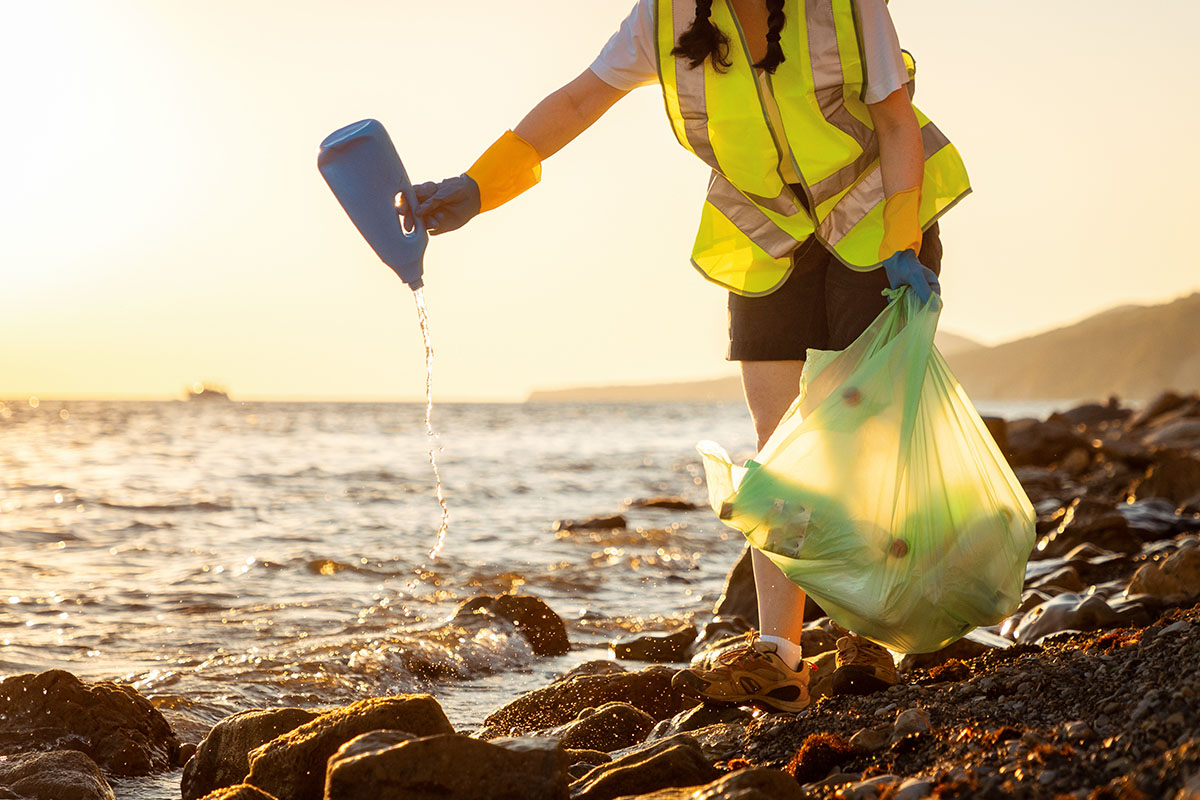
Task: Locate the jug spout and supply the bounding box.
[318,119,427,289]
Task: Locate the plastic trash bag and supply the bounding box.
[698,289,1036,654]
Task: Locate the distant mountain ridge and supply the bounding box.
[526,294,1199,403]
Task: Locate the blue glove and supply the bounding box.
[882,249,941,304]
[399,175,481,236]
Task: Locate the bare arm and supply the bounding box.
[866,86,923,198]
[405,69,629,234]
[515,69,631,159]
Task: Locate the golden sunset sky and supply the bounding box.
[2,1,1196,401]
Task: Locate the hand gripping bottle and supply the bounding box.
[318,119,427,289]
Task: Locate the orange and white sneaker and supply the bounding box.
[830,633,899,695]
[671,638,810,713]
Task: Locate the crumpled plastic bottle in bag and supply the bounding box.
[698,289,1036,654]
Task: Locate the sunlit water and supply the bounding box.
[413,288,449,561]
[0,396,1060,799]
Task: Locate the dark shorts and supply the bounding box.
[727,222,943,361]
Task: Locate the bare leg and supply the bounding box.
[740,361,809,645]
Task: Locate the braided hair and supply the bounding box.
[754,0,787,73]
[671,0,788,73]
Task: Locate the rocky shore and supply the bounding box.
[2,392,1199,800]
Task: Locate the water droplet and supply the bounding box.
[58,408,69,420]
[53,493,63,504]
[27,396,39,409]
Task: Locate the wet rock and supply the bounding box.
[0,669,183,777]
[245,695,454,800]
[1158,620,1195,637]
[1143,419,1200,449]
[1058,447,1093,476]
[646,704,754,743]
[553,514,627,532]
[325,733,568,800]
[627,497,699,511]
[1096,437,1157,470]
[328,730,416,761]
[691,616,753,654]
[1122,498,1200,538]
[1005,417,1091,467]
[1130,391,1189,429]
[712,547,758,626]
[622,767,807,799]
[568,735,719,800]
[611,625,697,663]
[893,777,934,800]
[551,702,655,752]
[197,786,279,800]
[456,594,570,657]
[1030,565,1086,593]
[181,707,318,800]
[1050,399,1131,429]
[556,660,628,682]
[564,748,611,767]
[1131,453,1200,507]
[0,751,115,800]
[481,666,697,737]
[1032,499,1140,559]
[1012,593,1133,643]
[982,416,1008,456]
[1127,545,1200,601]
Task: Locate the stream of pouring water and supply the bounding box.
[414,288,449,560]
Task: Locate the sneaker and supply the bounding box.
[672,638,810,713]
[830,633,898,695]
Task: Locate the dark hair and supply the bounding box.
[671,0,787,73]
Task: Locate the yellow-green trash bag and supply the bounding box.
[698,289,1036,654]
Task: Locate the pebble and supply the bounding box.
[1062,720,1095,741]
[874,703,897,717]
[892,708,931,740]
[1158,620,1194,637]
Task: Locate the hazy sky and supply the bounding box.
[2,1,1197,401]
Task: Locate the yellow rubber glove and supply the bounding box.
[879,185,922,260]
[466,130,542,213]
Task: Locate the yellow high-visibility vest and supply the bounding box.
[656,0,971,296]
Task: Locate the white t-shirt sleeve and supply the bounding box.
[856,0,909,104]
[589,0,660,91]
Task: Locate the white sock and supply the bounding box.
[759,634,804,671]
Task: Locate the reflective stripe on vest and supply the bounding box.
[655,0,971,295]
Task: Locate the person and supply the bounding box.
[400,0,970,713]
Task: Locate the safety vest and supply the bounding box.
[655,0,971,295]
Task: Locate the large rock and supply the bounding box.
[1049,399,1131,430]
[481,667,698,737]
[1127,544,1200,601]
[1131,454,1200,507]
[197,786,279,800]
[0,670,183,776]
[611,626,697,663]
[617,767,808,800]
[569,735,720,800]
[711,547,825,626]
[0,751,115,800]
[181,707,319,800]
[325,733,568,800]
[1012,593,1149,643]
[455,594,570,657]
[1004,418,1091,468]
[552,702,655,753]
[245,695,453,800]
[1032,499,1140,559]
[712,547,758,626]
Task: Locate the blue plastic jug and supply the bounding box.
[318,119,427,289]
